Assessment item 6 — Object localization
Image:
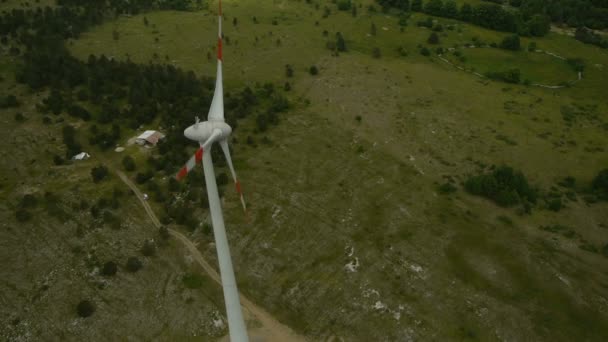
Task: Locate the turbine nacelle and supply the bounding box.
[184,118,232,143]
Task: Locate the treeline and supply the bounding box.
[377,0,550,36]
[377,0,608,37]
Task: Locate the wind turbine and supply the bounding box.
[175,1,248,341]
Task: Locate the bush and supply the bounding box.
[420,47,431,56]
[438,182,457,194]
[337,0,352,11]
[15,209,32,222]
[592,169,608,200]
[20,194,38,208]
[14,113,25,122]
[77,300,95,318]
[426,32,439,44]
[91,165,109,183]
[0,95,19,108]
[372,47,381,58]
[182,273,204,289]
[309,65,319,75]
[159,226,170,240]
[126,257,142,272]
[101,261,117,276]
[122,155,136,172]
[485,69,521,84]
[500,34,520,51]
[141,240,156,257]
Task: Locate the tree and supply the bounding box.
[77,300,95,318]
[372,47,382,58]
[526,14,550,37]
[15,209,32,222]
[126,256,142,272]
[424,0,443,16]
[371,22,377,36]
[336,32,347,51]
[309,65,319,75]
[159,226,170,240]
[592,169,608,200]
[285,64,294,77]
[500,34,520,50]
[427,32,440,44]
[338,0,352,11]
[91,165,109,183]
[460,3,473,21]
[442,0,458,18]
[352,3,358,16]
[420,47,431,56]
[411,0,423,11]
[122,155,136,171]
[141,240,156,257]
[101,261,118,276]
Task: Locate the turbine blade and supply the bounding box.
[176,147,203,181]
[176,130,222,181]
[220,139,247,212]
[208,0,224,122]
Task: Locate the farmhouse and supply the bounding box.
[136,130,165,146]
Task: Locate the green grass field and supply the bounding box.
[3,0,608,340]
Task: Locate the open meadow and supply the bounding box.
[2,0,608,340]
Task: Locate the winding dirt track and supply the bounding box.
[116,171,305,342]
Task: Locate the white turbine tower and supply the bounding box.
[176,1,248,341]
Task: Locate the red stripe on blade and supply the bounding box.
[217,38,222,61]
[176,167,188,181]
[235,180,242,194]
[195,148,203,163]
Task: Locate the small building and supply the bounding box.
[136,130,165,146]
[72,152,90,161]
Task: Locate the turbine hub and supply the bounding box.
[184,120,231,143]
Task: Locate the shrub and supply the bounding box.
[500,34,520,51]
[420,47,431,56]
[141,240,156,257]
[14,113,25,122]
[101,261,118,276]
[309,65,319,75]
[76,300,95,318]
[91,165,109,183]
[15,209,32,222]
[20,194,38,208]
[182,273,204,289]
[337,0,352,11]
[372,47,381,58]
[159,226,170,240]
[122,155,136,172]
[126,257,142,272]
[592,169,608,200]
[438,183,457,194]
[485,69,521,84]
[285,64,294,77]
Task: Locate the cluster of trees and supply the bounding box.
[377,0,551,36]
[465,165,537,209]
[575,27,608,48]
[513,0,608,30]
[7,1,289,229]
[485,68,521,83]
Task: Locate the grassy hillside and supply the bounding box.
[2,0,608,340]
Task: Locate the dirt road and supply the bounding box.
[116,170,306,342]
